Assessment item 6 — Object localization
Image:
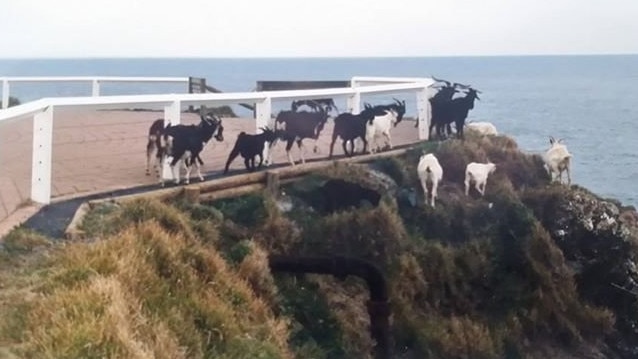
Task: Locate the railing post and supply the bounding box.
[416,84,431,140]
[2,79,9,109]
[162,100,182,180]
[91,79,100,97]
[31,106,54,204]
[256,97,272,163]
[347,91,361,114]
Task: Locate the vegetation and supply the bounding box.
[1,132,636,358]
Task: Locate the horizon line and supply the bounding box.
[1,52,637,60]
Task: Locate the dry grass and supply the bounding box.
[0,201,293,359]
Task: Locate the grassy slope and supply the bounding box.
[0,132,636,358]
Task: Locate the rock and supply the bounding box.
[538,187,638,355]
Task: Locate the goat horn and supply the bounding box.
[454,82,471,89]
[431,75,449,84]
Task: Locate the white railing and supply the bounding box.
[1,76,190,109]
[0,75,434,205]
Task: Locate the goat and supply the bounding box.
[364,98,406,127]
[417,153,443,208]
[146,119,167,177]
[155,115,224,186]
[146,114,220,178]
[427,78,476,140]
[542,136,572,185]
[464,161,496,196]
[437,88,481,140]
[274,109,330,165]
[426,78,459,136]
[291,98,338,114]
[328,107,379,158]
[224,127,279,173]
[465,121,498,136]
[364,107,400,153]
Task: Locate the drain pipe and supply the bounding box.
[269,255,391,359]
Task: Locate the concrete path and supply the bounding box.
[0,109,422,233]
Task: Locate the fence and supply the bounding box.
[1,76,190,109]
[0,75,434,207]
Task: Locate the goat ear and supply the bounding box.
[558,138,564,143]
[549,136,555,144]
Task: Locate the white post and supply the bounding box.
[91,79,100,97]
[161,100,182,180]
[255,97,272,162]
[416,85,431,140]
[2,80,9,109]
[348,79,361,114]
[31,106,54,204]
[346,91,361,114]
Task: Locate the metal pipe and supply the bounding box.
[269,255,391,359]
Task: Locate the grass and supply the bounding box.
[0,133,635,358]
[0,200,293,359]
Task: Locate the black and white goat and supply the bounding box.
[364,98,406,127]
[147,114,224,186]
[363,102,406,153]
[274,108,330,165]
[224,127,279,173]
[328,106,379,158]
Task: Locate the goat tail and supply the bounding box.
[224,142,241,174]
[425,166,431,173]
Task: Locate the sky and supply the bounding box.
[1,0,637,58]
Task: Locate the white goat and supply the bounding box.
[464,161,496,196]
[466,121,498,136]
[417,153,444,208]
[365,109,399,153]
[542,136,572,185]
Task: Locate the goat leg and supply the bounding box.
[297,140,306,164]
[286,151,295,166]
[329,136,337,159]
[420,179,429,206]
[195,159,204,182]
[146,140,155,176]
[384,131,392,150]
[476,182,484,196]
[171,165,180,185]
[431,182,438,208]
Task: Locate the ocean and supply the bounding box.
[1,56,637,206]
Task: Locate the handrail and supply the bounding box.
[0,76,189,83]
[1,76,191,109]
[0,80,434,122]
[0,75,435,207]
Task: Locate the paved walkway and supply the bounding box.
[0,109,422,230]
